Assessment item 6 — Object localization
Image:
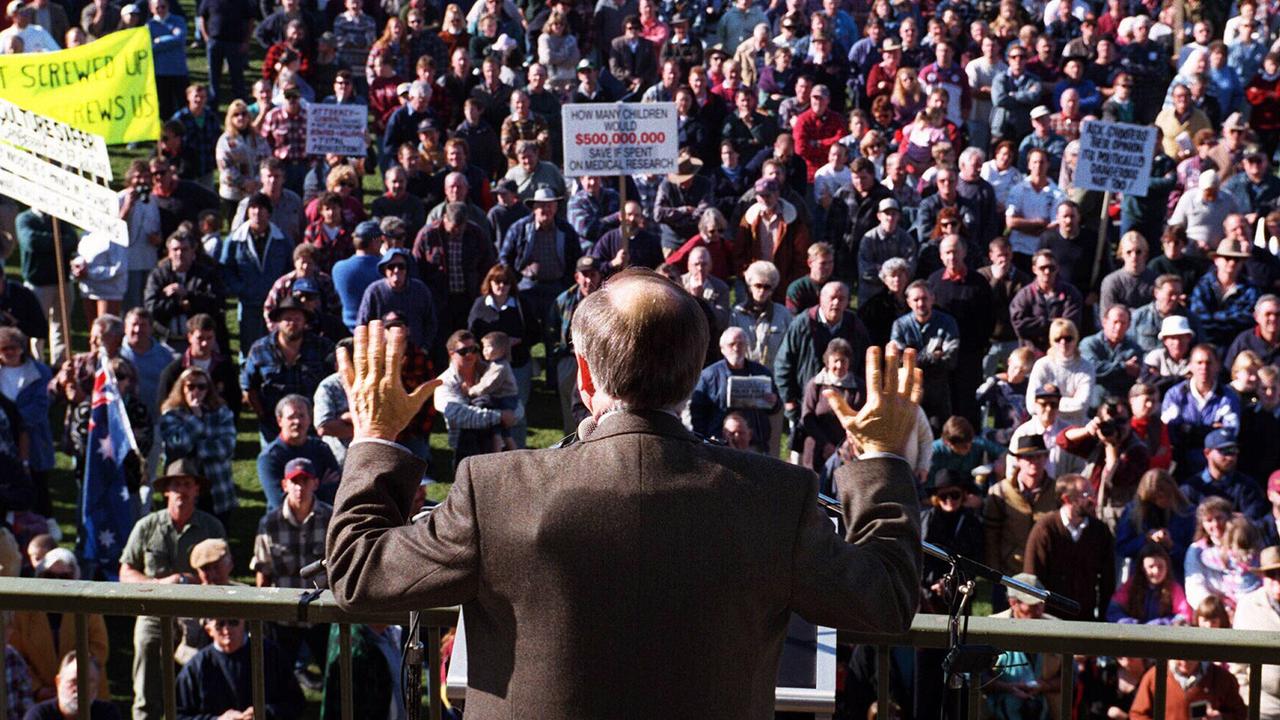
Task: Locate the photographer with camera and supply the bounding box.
[118,159,163,312]
[1056,398,1151,531]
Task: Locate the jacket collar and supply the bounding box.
[578,408,701,445]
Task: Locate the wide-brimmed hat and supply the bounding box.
[1252,546,1280,574]
[268,295,313,322]
[930,469,975,496]
[1211,238,1252,259]
[667,152,704,183]
[1008,573,1047,605]
[1009,434,1049,457]
[1157,315,1194,338]
[523,185,563,206]
[155,458,210,495]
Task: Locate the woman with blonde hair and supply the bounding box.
[215,99,267,223]
[537,11,579,97]
[304,164,366,229]
[1025,318,1096,425]
[889,67,925,126]
[438,3,470,62]
[365,16,409,86]
[1228,349,1262,403]
[1100,230,1157,313]
[158,366,236,529]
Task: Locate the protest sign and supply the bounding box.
[305,103,368,156]
[1075,120,1158,197]
[0,27,159,145]
[0,98,111,178]
[561,103,679,176]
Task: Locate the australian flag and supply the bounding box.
[80,349,140,573]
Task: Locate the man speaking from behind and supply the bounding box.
[326,268,923,718]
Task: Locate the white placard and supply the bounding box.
[726,375,776,410]
[304,104,368,157]
[0,98,112,179]
[0,166,126,243]
[0,141,117,217]
[1075,120,1158,197]
[561,102,679,176]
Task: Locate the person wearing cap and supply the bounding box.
[655,151,714,242]
[572,57,614,104]
[414,117,444,172]
[380,80,433,170]
[120,458,224,720]
[1180,428,1269,523]
[792,84,845,183]
[413,202,497,333]
[855,198,915,305]
[288,276,348,342]
[920,469,983,608]
[1188,237,1261,347]
[487,177,530,245]
[982,434,1059,608]
[331,221,385,332]
[984,574,1065,718]
[262,244,341,333]
[1052,54,1101,118]
[1233,549,1280,716]
[1208,113,1251,180]
[733,177,810,303]
[499,184,582,320]
[1011,382,1087,479]
[220,192,294,354]
[355,247,437,350]
[659,9,701,79]
[545,257,602,433]
[1224,146,1280,227]
[1140,314,1196,394]
[991,44,1044,143]
[252,454,333,682]
[1015,105,1068,179]
[241,297,335,444]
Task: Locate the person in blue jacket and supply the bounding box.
[1160,344,1242,478]
[218,193,294,358]
[1179,428,1269,525]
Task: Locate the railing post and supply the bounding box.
[966,678,981,719]
[876,646,890,719]
[427,625,442,720]
[1058,653,1073,720]
[1250,663,1263,720]
[250,620,266,720]
[0,611,9,718]
[75,613,89,720]
[1152,658,1167,720]
[161,619,176,720]
[339,623,353,720]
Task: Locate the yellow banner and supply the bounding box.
[0,27,159,145]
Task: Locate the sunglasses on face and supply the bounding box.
[453,346,480,356]
[751,282,774,290]
[1053,336,1077,344]
[212,619,242,630]
[936,490,964,501]
[1035,264,1058,272]
[187,382,209,391]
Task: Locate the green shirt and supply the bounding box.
[119,509,226,578]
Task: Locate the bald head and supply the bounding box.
[572,270,709,412]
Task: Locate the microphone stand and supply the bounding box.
[816,493,1081,716]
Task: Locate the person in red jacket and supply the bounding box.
[1128,658,1247,720]
[792,84,846,183]
[1246,52,1280,160]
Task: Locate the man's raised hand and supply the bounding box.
[338,321,441,442]
[823,346,924,457]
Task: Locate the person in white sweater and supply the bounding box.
[1025,318,1096,426]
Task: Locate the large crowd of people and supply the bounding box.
[1,0,1280,716]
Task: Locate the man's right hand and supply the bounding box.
[823,346,923,457]
[338,322,441,441]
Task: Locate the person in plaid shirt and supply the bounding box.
[260,86,310,194]
[170,84,221,187]
[158,367,237,530]
[240,299,335,443]
[261,244,342,333]
[251,457,331,692]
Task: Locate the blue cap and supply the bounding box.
[377,247,413,273]
[354,220,383,240]
[291,277,320,296]
[1205,428,1238,451]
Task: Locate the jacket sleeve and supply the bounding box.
[790,457,921,633]
[327,441,479,610]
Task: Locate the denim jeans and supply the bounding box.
[206,38,248,107]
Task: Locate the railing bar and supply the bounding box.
[1058,653,1072,720]
[75,613,89,720]
[966,677,980,720]
[340,623,353,720]
[250,620,265,720]
[1250,663,1263,720]
[160,619,176,720]
[1153,658,1167,720]
[876,645,890,719]
[427,625,442,720]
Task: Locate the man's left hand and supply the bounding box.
[338,321,441,441]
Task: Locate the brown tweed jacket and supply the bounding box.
[327,409,921,719]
